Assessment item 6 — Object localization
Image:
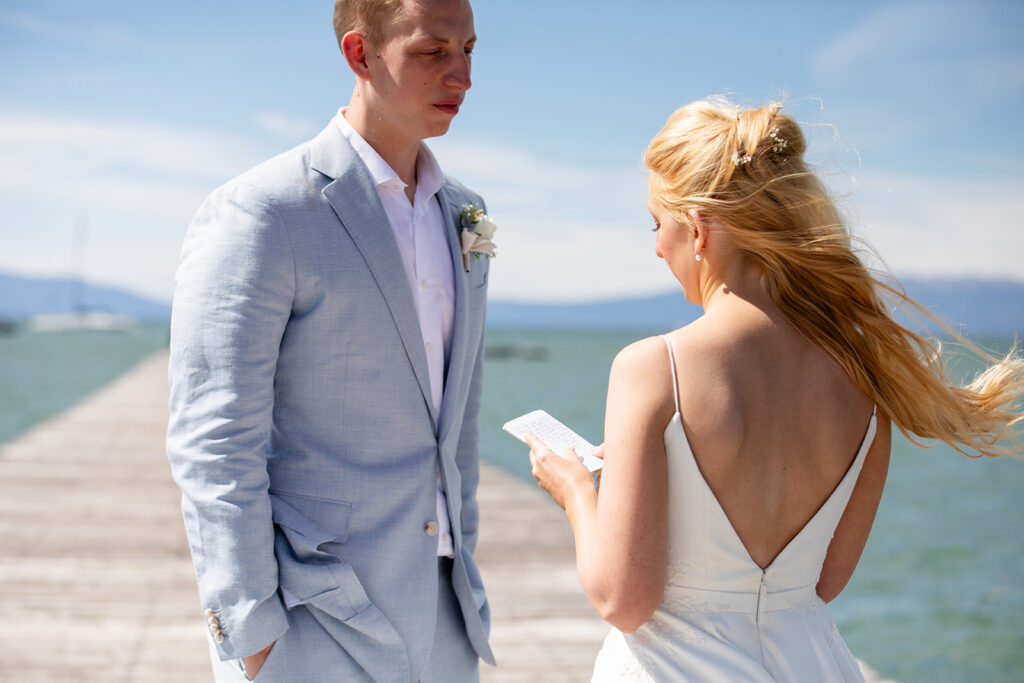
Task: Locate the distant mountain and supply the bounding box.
[488,291,702,331]
[488,277,1024,337]
[2,271,1019,336]
[894,278,1024,337]
[0,272,171,322]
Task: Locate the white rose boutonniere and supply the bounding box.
[459,203,497,272]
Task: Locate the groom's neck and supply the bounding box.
[343,101,420,194]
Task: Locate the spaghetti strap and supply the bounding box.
[660,335,681,415]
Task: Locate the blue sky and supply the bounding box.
[1,0,1022,303]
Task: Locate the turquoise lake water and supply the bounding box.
[480,329,1023,683]
[1,325,1021,681]
[0,324,170,443]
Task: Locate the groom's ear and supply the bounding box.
[341,31,372,80]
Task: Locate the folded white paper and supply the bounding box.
[503,409,603,472]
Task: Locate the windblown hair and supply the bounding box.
[334,0,406,47]
[645,98,1023,458]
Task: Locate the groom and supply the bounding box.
[166,0,494,680]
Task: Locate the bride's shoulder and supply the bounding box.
[612,336,667,371]
[610,331,695,386]
[608,337,677,420]
[614,325,708,368]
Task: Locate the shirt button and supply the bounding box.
[425,342,433,352]
[424,521,439,537]
[421,279,429,289]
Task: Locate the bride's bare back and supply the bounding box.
[666,296,886,573]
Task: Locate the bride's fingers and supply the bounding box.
[524,433,553,458]
[532,450,548,479]
[527,443,550,488]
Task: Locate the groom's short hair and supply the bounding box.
[334,0,406,47]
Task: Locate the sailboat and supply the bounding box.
[28,218,137,332]
[29,309,136,332]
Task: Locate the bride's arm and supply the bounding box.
[817,413,892,602]
[528,338,673,633]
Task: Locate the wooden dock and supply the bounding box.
[0,351,606,681]
[0,350,891,682]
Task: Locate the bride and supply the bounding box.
[524,99,1023,682]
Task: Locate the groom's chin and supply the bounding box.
[423,120,455,140]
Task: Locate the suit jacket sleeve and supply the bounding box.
[166,180,293,659]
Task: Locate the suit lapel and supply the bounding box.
[311,123,435,424]
[437,186,471,448]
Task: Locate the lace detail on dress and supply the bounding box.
[661,560,728,617]
[639,612,706,650]
[666,559,693,581]
[785,592,822,613]
[626,624,674,680]
[662,590,731,617]
[823,610,846,654]
[593,629,656,683]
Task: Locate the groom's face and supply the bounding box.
[368,0,476,144]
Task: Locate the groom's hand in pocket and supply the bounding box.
[242,641,274,680]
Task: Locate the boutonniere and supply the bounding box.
[459,203,497,272]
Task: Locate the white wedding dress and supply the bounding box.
[591,336,876,682]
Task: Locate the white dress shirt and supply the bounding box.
[336,109,456,557]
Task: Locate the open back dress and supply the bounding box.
[590,336,876,682]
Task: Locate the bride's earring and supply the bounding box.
[695,252,703,262]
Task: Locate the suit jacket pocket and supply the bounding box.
[270,491,359,610]
[270,491,394,623]
[269,491,351,548]
[270,492,409,680]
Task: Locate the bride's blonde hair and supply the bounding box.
[644,98,1023,458]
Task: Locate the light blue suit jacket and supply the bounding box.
[167,114,494,681]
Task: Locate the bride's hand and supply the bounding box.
[525,433,595,511]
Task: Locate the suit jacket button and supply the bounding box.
[214,633,225,643]
[204,608,215,617]
[424,521,439,537]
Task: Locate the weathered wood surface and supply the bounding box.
[0,351,605,682]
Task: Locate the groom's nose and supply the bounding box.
[445,52,472,91]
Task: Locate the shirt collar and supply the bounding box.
[335,108,445,199]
